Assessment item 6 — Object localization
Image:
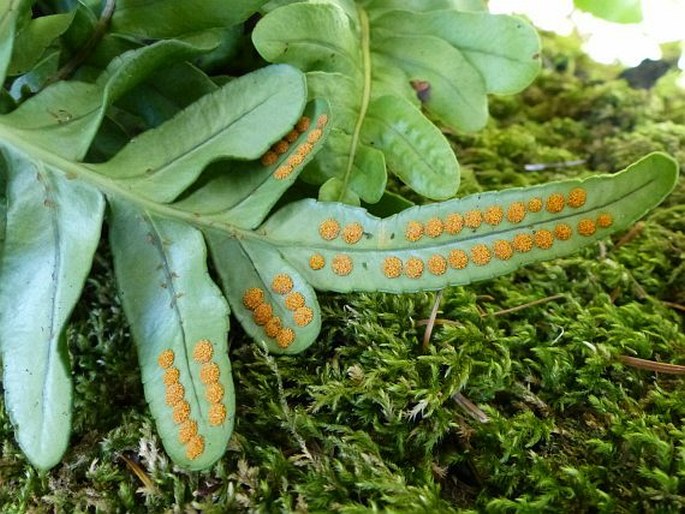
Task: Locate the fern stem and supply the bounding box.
[337,6,372,202]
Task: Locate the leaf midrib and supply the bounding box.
[262,172,659,253]
[0,123,258,240]
[106,90,282,182]
[38,166,63,450]
[144,213,207,420]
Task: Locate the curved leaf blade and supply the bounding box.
[0,0,30,84]
[207,235,321,355]
[253,0,541,202]
[574,0,643,24]
[0,35,220,161]
[173,99,331,229]
[0,153,104,469]
[109,200,235,470]
[373,10,541,95]
[259,153,679,293]
[363,95,459,199]
[111,0,269,38]
[92,64,308,203]
[371,32,487,132]
[9,12,73,76]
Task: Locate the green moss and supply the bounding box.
[1,31,684,513]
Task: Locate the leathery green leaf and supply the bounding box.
[173,99,331,229]
[206,236,321,355]
[253,0,540,202]
[372,10,541,95]
[111,0,269,38]
[364,0,487,12]
[109,200,235,470]
[0,35,220,161]
[0,151,104,470]
[574,0,643,24]
[8,12,73,76]
[258,153,678,293]
[363,95,459,199]
[92,64,307,203]
[0,0,30,84]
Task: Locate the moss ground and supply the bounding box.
[1,33,684,513]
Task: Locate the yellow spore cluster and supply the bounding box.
[342,222,364,244]
[242,273,317,350]
[483,206,503,226]
[319,218,340,241]
[545,193,565,213]
[507,202,526,223]
[271,274,294,295]
[332,254,353,276]
[464,210,483,229]
[493,240,513,260]
[309,253,326,270]
[271,113,329,181]
[427,254,447,275]
[284,292,306,311]
[157,345,206,460]
[404,257,424,278]
[382,256,403,278]
[405,221,424,242]
[470,244,491,266]
[192,339,213,364]
[424,218,444,238]
[567,188,587,208]
[192,340,227,427]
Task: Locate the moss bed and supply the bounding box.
[1,32,684,513]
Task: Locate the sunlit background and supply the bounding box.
[489,0,685,80]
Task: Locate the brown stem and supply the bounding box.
[618,355,685,375]
[481,293,566,318]
[46,0,116,85]
[421,290,444,350]
[453,392,490,423]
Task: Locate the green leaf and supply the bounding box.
[364,0,486,12]
[363,95,459,199]
[9,12,73,75]
[109,200,235,470]
[0,0,31,84]
[372,10,542,95]
[173,99,331,229]
[574,0,643,24]
[116,62,219,129]
[8,48,60,100]
[252,0,540,202]
[0,34,221,160]
[0,63,310,470]
[206,236,322,355]
[259,153,679,293]
[0,151,104,470]
[111,0,270,38]
[92,64,308,203]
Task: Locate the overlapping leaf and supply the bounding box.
[0,0,32,84]
[0,62,312,470]
[0,34,221,161]
[110,0,270,38]
[0,1,679,474]
[253,0,540,204]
